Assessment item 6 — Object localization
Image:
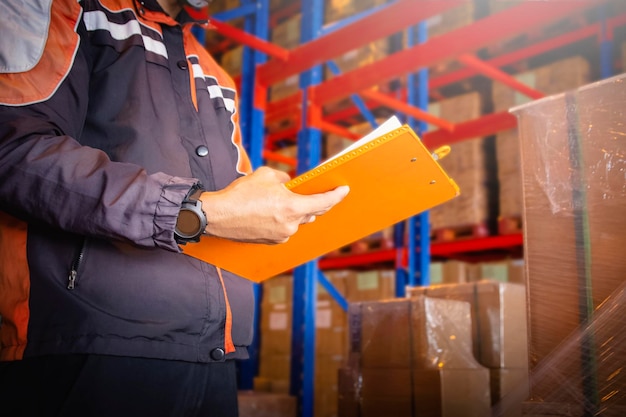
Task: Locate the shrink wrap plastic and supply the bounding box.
[511,74,626,416]
[339,296,491,417]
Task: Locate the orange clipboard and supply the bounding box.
[182,123,460,282]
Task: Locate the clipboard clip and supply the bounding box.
[432,145,451,161]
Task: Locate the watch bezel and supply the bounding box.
[174,186,207,244]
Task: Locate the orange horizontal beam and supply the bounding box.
[314,121,361,141]
[257,0,463,85]
[360,90,455,132]
[422,112,518,149]
[311,0,606,106]
[318,233,524,269]
[263,150,297,167]
[210,19,289,61]
[457,54,545,100]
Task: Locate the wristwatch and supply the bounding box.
[174,185,207,244]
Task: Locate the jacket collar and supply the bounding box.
[134,0,208,26]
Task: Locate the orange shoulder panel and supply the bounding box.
[0,0,82,106]
[0,212,30,361]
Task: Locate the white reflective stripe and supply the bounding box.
[207,85,235,113]
[190,61,244,173]
[83,10,167,59]
[191,62,205,80]
[192,63,236,112]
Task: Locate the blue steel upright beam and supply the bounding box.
[406,21,431,289]
[235,0,269,390]
[290,0,324,416]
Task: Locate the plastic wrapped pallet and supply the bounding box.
[406,280,529,416]
[492,56,590,230]
[511,74,626,416]
[340,296,491,417]
[406,281,528,368]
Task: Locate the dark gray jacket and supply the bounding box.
[0,0,254,363]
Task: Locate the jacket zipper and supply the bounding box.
[68,238,86,290]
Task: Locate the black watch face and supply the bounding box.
[176,209,202,238]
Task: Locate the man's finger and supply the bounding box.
[302,185,350,215]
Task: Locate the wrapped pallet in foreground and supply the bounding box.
[512,74,626,416]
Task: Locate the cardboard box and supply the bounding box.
[317,270,348,356]
[324,0,388,23]
[360,368,414,417]
[258,353,291,382]
[359,367,491,417]
[220,45,243,77]
[490,368,528,417]
[260,300,292,355]
[337,367,360,417]
[349,296,481,370]
[324,39,389,81]
[426,93,488,230]
[406,281,528,369]
[476,281,528,368]
[209,0,239,14]
[316,299,347,356]
[238,391,297,417]
[429,260,473,284]
[269,14,301,102]
[315,354,345,417]
[345,269,395,302]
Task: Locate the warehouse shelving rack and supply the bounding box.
[192,0,623,415]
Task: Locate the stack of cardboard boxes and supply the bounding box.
[405,281,529,417]
[339,295,492,417]
[257,269,396,417]
[426,92,489,236]
[428,259,525,286]
[257,275,293,394]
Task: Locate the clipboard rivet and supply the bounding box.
[411,158,417,162]
[430,180,437,184]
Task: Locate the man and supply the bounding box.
[0,0,348,415]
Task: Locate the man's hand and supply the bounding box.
[199,166,350,244]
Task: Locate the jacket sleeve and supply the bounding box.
[0,2,194,252]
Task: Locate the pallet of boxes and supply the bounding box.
[510,72,626,416]
[255,269,397,417]
[337,277,528,417]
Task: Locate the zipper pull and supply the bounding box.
[68,270,77,290]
